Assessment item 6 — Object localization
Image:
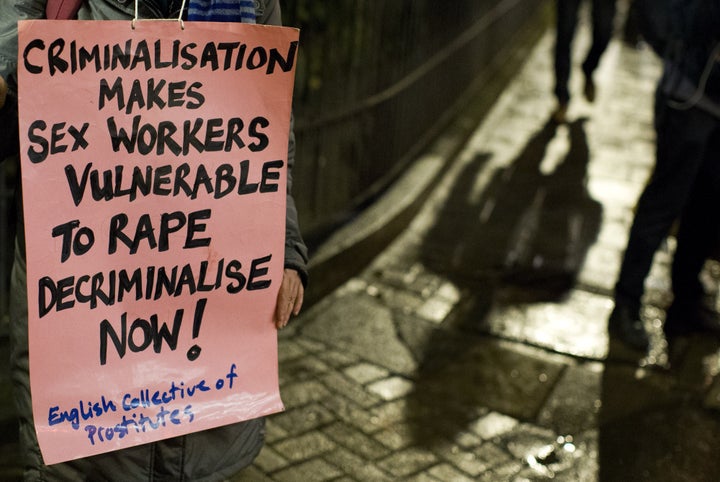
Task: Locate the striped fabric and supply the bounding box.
[187,0,256,23]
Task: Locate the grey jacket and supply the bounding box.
[1,1,306,480]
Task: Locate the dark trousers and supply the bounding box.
[554,0,617,103]
[615,89,720,308]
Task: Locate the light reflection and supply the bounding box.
[525,435,581,478]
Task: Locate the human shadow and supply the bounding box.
[406,116,603,447]
[599,334,720,481]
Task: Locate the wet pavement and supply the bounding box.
[5,13,720,482]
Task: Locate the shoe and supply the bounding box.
[552,102,568,124]
[664,299,720,338]
[608,302,649,351]
[583,75,596,103]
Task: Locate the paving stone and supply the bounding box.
[409,335,565,423]
[485,289,611,360]
[475,460,525,482]
[402,474,439,482]
[537,363,602,433]
[373,424,415,451]
[301,292,418,375]
[272,432,337,463]
[270,402,336,436]
[295,337,327,353]
[466,442,516,476]
[227,465,273,481]
[452,430,483,450]
[469,412,519,440]
[371,282,429,315]
[416,296,457,324]
[271,458,343,482]
[427,463,476,482]
[322,447,394,481]
[393,313,440,364]
[278,353,331,385]
[367,376,414,401]
[320,393,383,435]
[264,419,290,444]
[703,376,720,410]
[369,399,412,428]
[279,380,332,408]
[276,339,308,363]
[500,423,558,461]
[546,433,599,482]
[321,421,388,460]
[432,443,504,478]
[377,447,439,478]
[343,362,390,385]
[313,347,359,367]
[320,371,381,408]
[252,445,289,474]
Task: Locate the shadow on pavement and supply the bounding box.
[407,115,603,448]
[599,336,720,481]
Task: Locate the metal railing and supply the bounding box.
[283,0,547,246]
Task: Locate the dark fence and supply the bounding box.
[0,0,548,319]
[283,0,548,245]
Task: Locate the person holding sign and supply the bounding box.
[0,0,308,480]
[609,0,720,351]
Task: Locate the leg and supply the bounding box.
[622,0,641,45]
[582,0,617,77]
[615,92,713,307]
[667,115,720,333]
[581,0,617,101]
[610,91,713,349]
[554,0,582,105]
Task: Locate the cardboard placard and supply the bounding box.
[18,19,298,464]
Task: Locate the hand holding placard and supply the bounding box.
[0,75,7,108]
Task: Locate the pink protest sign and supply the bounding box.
[17,19,298,464]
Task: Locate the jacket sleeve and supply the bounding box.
[259,0,309,286]
[0,1,44,161]
[284,114,309,286]
[257,0,283,27]
[0,89,18,160]
[0,0,46,88]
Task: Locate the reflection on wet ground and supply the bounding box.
[280,22,720,479]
